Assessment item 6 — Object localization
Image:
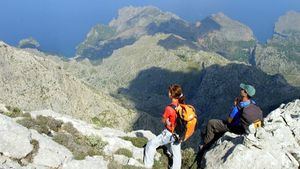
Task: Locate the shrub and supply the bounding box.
[107,162,141,169]
[181,148,197,169]
[17,116,36,129]
[61,122,81,136]
[115,148,133,158]
[53,131,107,160]
[153,148,169,169]
[3,106,22,118]
[122,136,148,148]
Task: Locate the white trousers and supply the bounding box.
[144,129,181,169]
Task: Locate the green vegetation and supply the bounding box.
[203,37,256,62]
[53,132,107,160]
[269,33,300,64]
[53,122,107,160]
[121,136,148,148]
[153,148,169,169]
[3,106,22,118]
[181,148,197,169]
[17,115,63,135]
[108,162,142,169]
[115,148,133,158]
[91,110,118,128]
[16,113,107,160]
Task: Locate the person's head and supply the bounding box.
[240,83,256,100]
[168,84,185,104]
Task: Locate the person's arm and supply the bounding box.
[227,106,239,123]
[162,106,172,126]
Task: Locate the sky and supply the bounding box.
[0,0,300,57]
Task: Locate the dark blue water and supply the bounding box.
[1,0,300,57]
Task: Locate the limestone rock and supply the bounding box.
[30,130,73,168]
[203,99,300,169]
[63,156,108,169]
[0,114,33,159]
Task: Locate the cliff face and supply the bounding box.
[255,11,300,87]
[196,12,256,62]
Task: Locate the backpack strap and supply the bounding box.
[169,104,177,111]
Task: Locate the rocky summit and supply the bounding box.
[203,99,300,169]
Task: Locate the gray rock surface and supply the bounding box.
[203,99,300,169]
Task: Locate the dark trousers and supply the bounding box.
[202,119,245,146]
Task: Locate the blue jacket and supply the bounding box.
[228,100,256,126]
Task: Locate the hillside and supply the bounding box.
[197,12,256,62]
[76,6,256,64]
[254,11,300,86]
[0,41,139,130]
[66,33,300,132]
[76,6,193,61]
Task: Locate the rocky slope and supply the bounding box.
[254,11,300,87]
[0,41,138,130]
[203,99,300,169]
[0,103,156,169]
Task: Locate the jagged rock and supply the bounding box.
[113,154,144,167]
[0,156,24,169]
[0,103,8,113]
[63,156,108,169]
[30,130,73,168]
[127,130,156,140]
[203,99,300,169]
[0,114,33,159]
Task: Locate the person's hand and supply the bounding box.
[234,96,241,106]
[166,118,171,126]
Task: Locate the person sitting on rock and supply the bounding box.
[143,84,184,169]
[199,83,263,151]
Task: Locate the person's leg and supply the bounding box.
[170,142,181,169]
[144,129,173,168]
[203,119,229,145]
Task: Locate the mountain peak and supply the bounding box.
[275,10,300,35]
[109,6,179,32]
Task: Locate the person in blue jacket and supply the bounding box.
[200,83,258,150]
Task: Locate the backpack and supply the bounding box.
[170,104,197,142]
